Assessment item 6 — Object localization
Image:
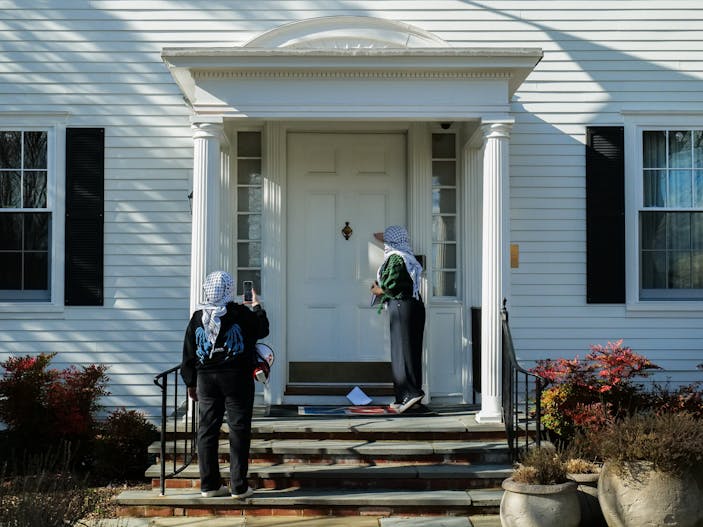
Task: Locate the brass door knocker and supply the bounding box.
[341,222,353,240]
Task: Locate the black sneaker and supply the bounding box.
[397,394,423,414]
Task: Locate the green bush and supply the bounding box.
[92,408,158,483]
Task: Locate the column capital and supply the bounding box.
[191,118,228,145]
[481,121,513,141]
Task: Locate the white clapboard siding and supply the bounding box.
[1,1,703,418]
[494,4,703,389]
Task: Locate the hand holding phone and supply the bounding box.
[243,280,254,303]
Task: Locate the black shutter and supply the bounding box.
[65,128,104,305]
[586,126,625,303]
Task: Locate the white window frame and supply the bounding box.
[430,127,460,299]
[624,111,703,311]
[233,128,263,297]
[0,114,67,313]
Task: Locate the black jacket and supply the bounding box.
[180,302,270,387]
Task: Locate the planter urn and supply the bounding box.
[598,461,703,527]
[568,472,607,527]
[500,477,580,527]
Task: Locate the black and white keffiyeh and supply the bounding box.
[200,271,234,346]
[377,225,423,299]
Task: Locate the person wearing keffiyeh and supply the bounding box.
[181,271,269,499]
[201,270,235,348]
[371,226,426,414]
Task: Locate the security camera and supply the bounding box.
[440,122,452,130]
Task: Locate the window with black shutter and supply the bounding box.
[586,126,625,303]
[65,128,104,306]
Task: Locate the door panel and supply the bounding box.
[287,133,406,382]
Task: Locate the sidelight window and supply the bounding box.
[431,132,458,297]
[236,131,262,296]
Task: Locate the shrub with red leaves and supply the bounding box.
[0,353,109,453]
[532,340,662,443]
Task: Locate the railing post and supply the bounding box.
[154,364,199,496]
[535,377,542,448]
[172,371,178,476]
[159,374,167,496]
[501,307,546,461]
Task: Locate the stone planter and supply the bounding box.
[598,461,703,527]
[568,472,606,527]
[500,477,580,527]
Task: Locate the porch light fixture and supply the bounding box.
[188,191,193,214]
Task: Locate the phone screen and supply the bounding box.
[243,281,253,302]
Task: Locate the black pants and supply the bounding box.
[388,296,426,403]
[196,367,254,494]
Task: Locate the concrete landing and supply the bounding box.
[89,514,501,526]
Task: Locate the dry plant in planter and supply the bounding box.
[594,412,703,527]
[564,458,606,527]
[500,447,580,527]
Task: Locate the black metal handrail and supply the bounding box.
[153,364,197,496]
[501,307,544,461]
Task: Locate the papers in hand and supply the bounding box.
[346,386,372,406]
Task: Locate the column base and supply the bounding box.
[475,396,503,423]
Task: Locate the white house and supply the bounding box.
[1,2,702,420]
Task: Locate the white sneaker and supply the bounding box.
[232,486,254,499]
[201,486,229,498]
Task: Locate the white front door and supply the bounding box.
[286,132,406,386]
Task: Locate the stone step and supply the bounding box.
[86,516,501,527]
[138,406,510,520]
[151,438,511,465]
[163,410,507,441]
[115,487,503,519]
[147,461,513,490]
[86,516,502,526]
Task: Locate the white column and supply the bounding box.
[262,122,286,405]
[189,119,224,315]
[476,121,512,423]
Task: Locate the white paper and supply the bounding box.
[346,386,372,406]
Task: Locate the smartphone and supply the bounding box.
[243,281,254,303]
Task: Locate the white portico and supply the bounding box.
[162,17,542,422]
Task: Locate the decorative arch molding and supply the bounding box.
[244,16,449,49]
[161,16,542,118]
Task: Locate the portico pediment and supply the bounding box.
[161,17,542,120]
